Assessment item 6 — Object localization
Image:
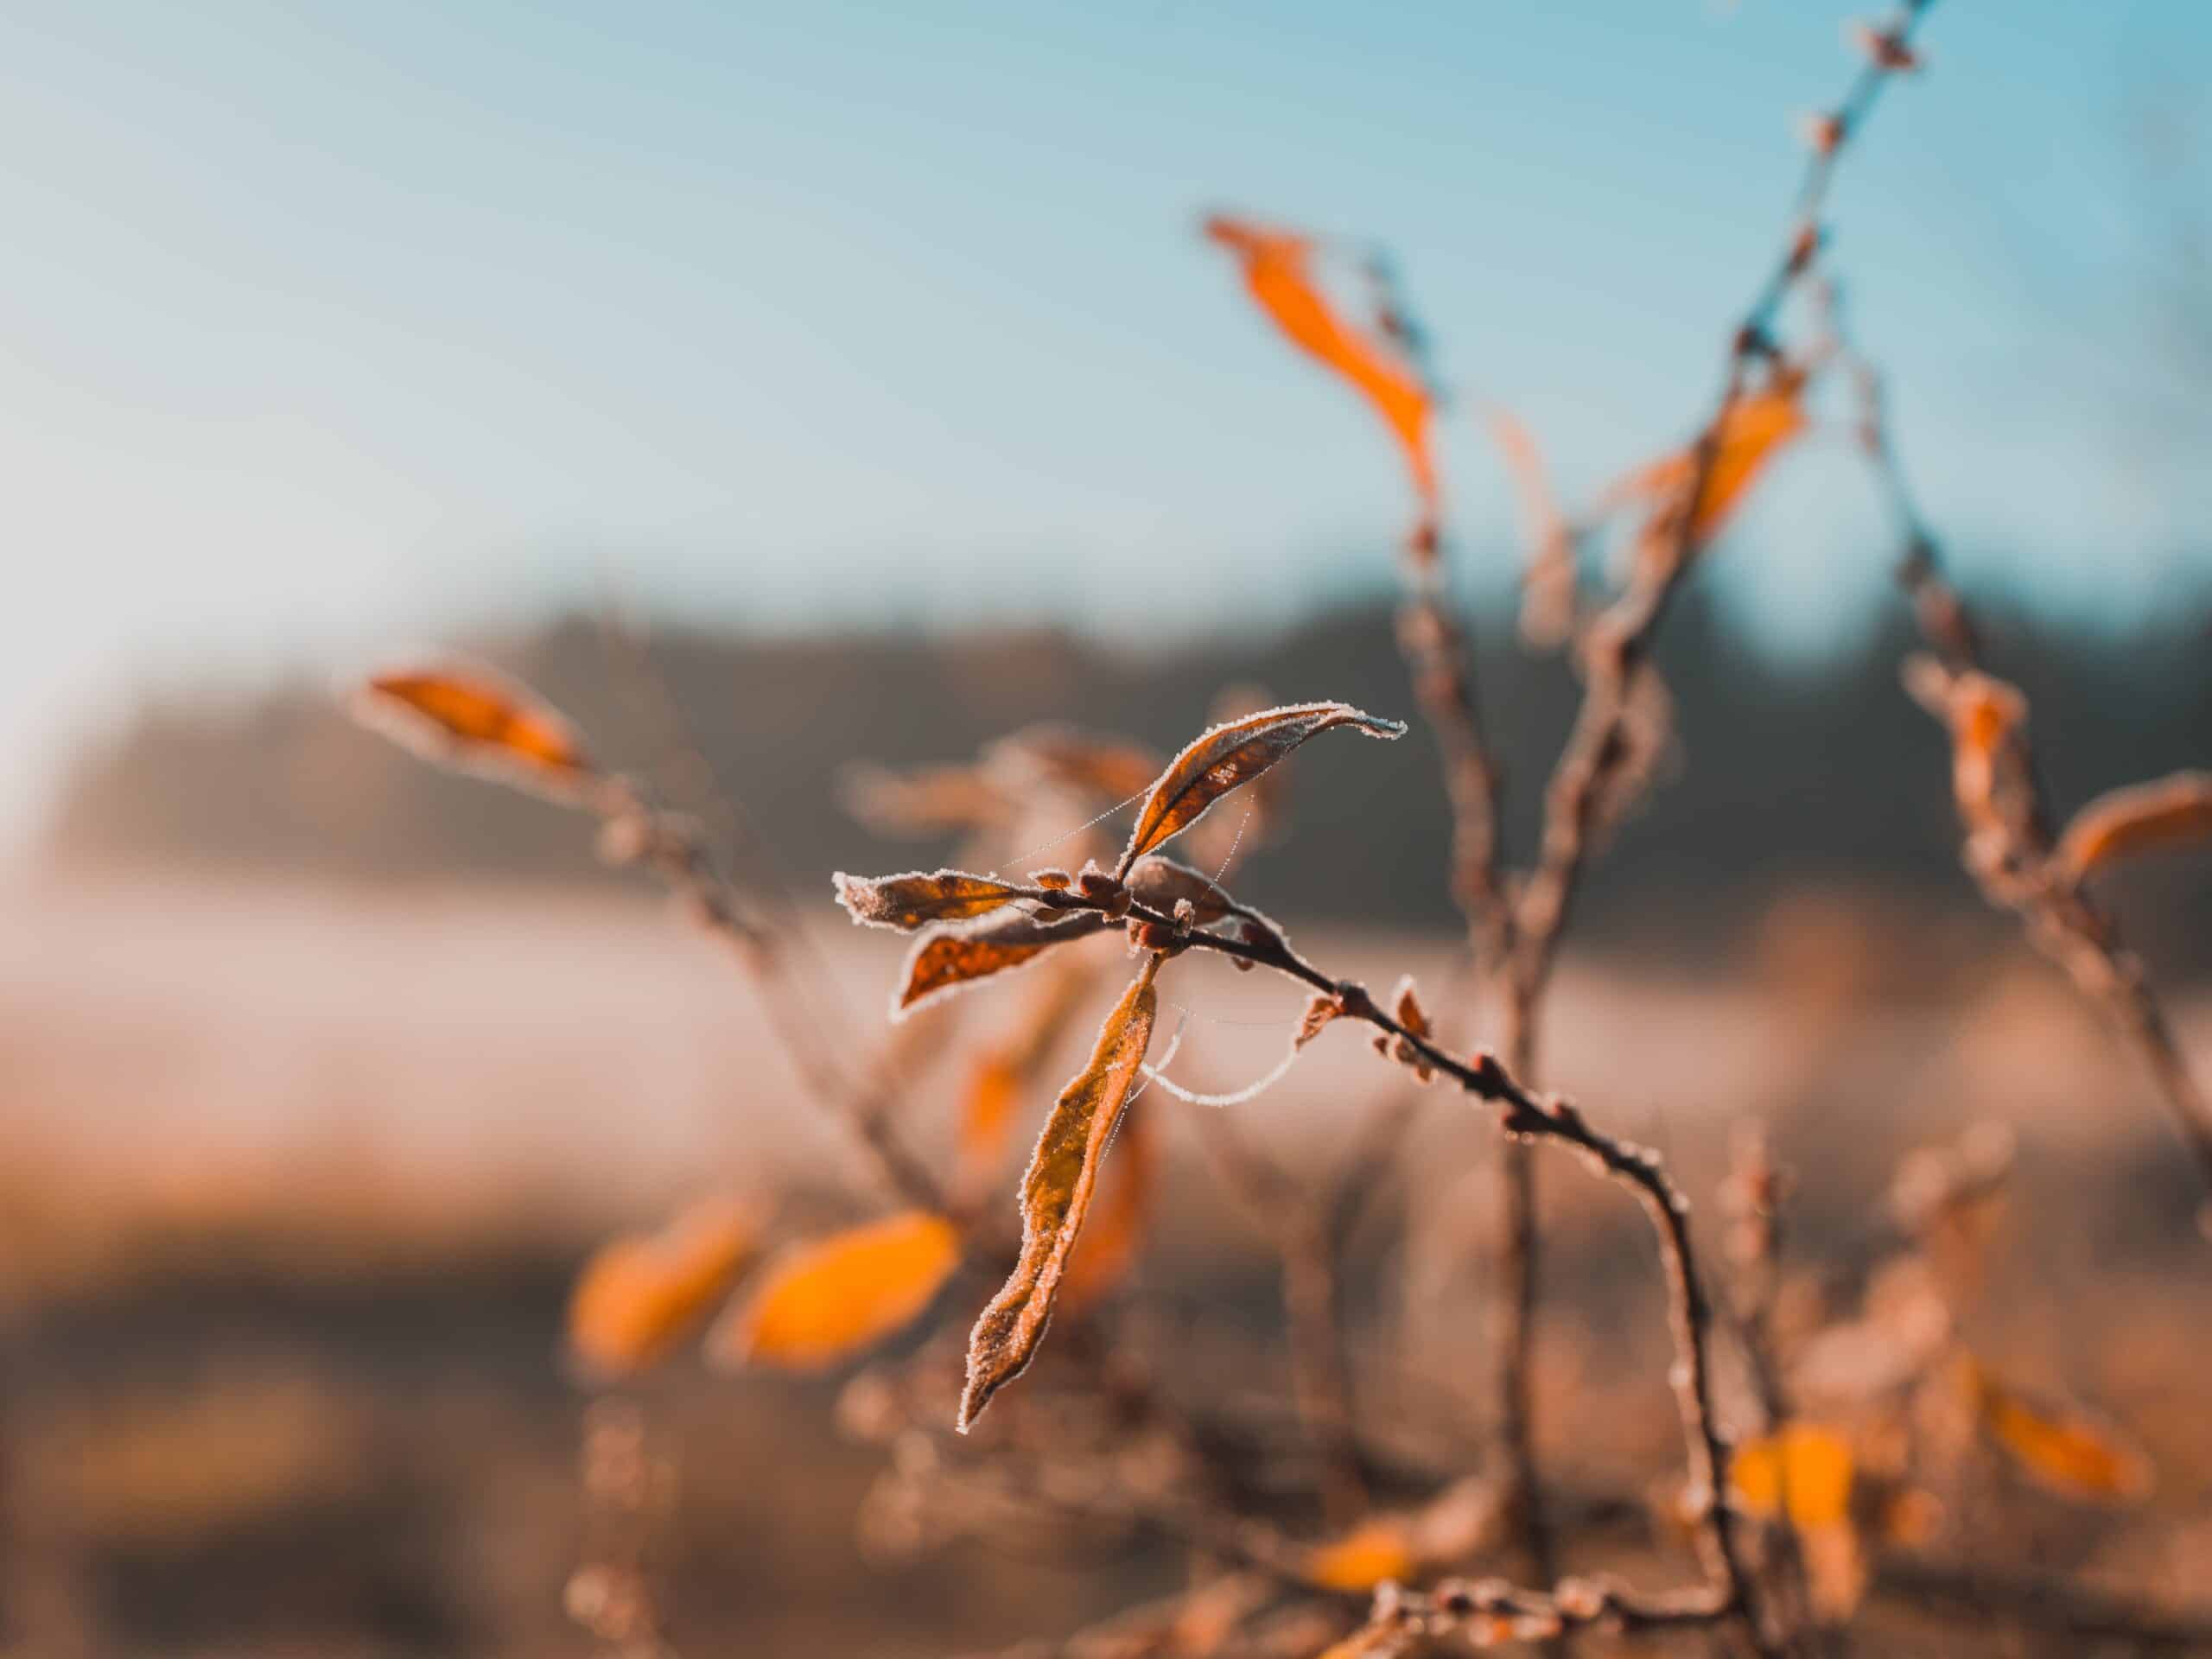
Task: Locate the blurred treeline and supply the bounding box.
[42,584,2212,971]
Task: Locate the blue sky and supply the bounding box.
[3,0,2208,848]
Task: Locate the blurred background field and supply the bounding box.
[6,0,2212,1653]
[6,614,2211,1652]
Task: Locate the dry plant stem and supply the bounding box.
[1393,552,1558,1586]
[1027,887,1767,1650]
[605,781,953,1219]
[1853,346,2212,1218]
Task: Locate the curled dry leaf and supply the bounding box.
[1380,975,1436,1082]
[1057,1091,1157,1315]
[1116,702,1406,877]
[567,1198,754,1378]
[835,869,1037,932]
[354,666,594,797]
[1967,1361,2153,1503]
[960,954,1162,1430]
[895,909,1111,1020]
[955,957,1096,1188]
[1302,1516,1418,1592]
[1203,215,1438,526]
[1295,991,1346,1051]
[714,1211,961,1372]
[1730,1422,1856,1530]
[2056,771,2212,880]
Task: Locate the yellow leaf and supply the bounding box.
[1116,702,1405,877]
[1204,216,1438,526]
[1304,1517,1417,1592]
[1970,1363,2152,1503]
[567,1199,754,1377]
[2056,771,2212,880]
[715,1211,960,1371]
[960,956,1161,1429]
[354,665,594,797]
[1730,1423,1855,1529]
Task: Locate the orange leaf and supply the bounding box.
[2056,771,2212,880]
[1969,1363,2152,1503]
[1730,1422,1855,1530]
[834,868,1036,932]
[1116,702,1405,877]
[1303,1517,1417,1592]
[715,1211,961,1371]
[1205,216,1438,524]
[567,1199,754,1377]
[355,665,594,797]
[895,910,1111,1020]
[960,955,1161,1429]
[1617,383,1808,542]
[957,1056,1023,1186]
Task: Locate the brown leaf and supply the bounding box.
[2056,771,2212,880]
[354,666,594,797]
[1386,974,1436,1082]
[1058,1094,1157,1314]
[1116,702,1405,877]
[1295,992,1345,1050]
[1969,1362,2152,1503]
[1125,855,1239,925]
[895,909,1111,1020]
[834,868,1033,932]
[713,1211,961,1371]
[959,954,1162,1429]
[566,1199,754,1378]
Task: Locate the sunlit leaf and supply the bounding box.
[960,955,1162,1429]
[1969,1362,2152,1503]
[1730,1422,1855,1529]
[1903,658,2031,846]
[1303,1517,1417,1591]
[354,666,594,798]
[1058,1094,1157,1314]
[1204,215,1438,524]
[715,1211,961,1372]
[1116,702,1405,876]
[834,869,1033,932]
[2056,771,2212,880]
[567,1199,754,1377]
[895,910,1111,1020]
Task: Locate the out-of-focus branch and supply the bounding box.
[1827,283,2212,1230]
